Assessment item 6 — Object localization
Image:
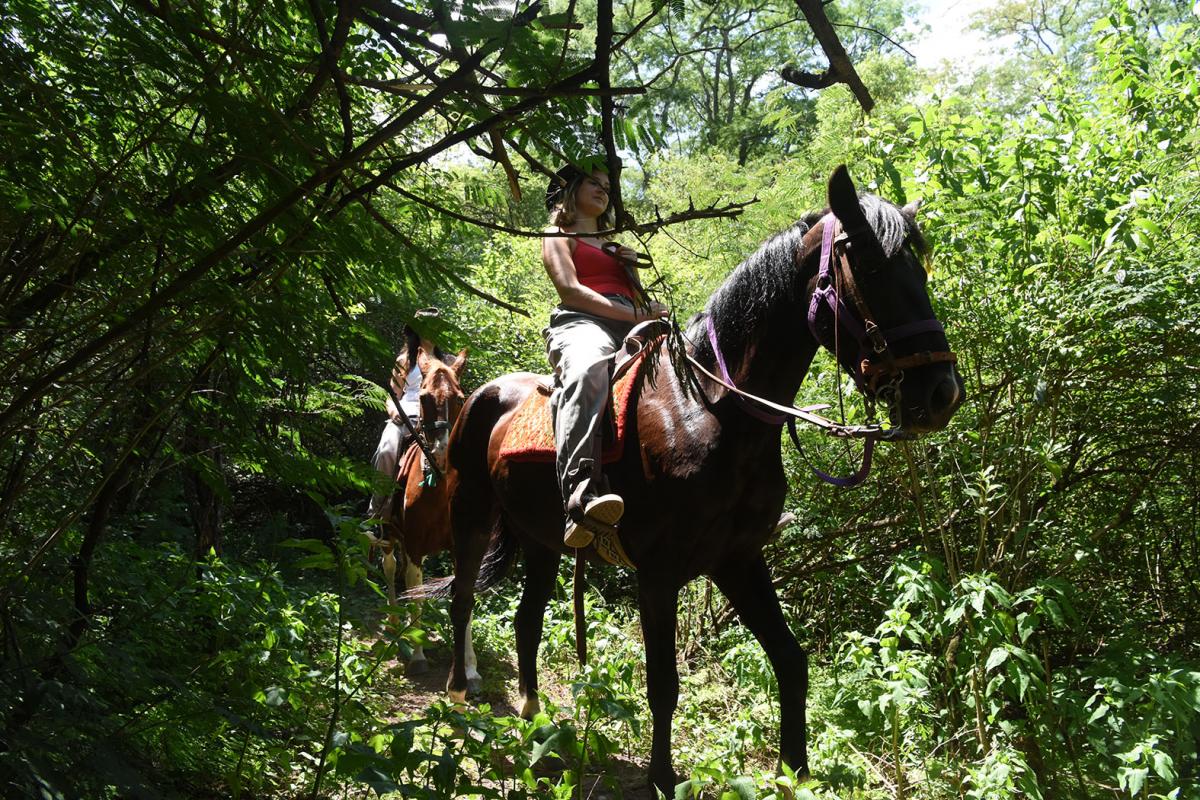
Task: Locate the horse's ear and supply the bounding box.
[902,199,922,218]
[417,346,431,374]
[827,164,887,266]
[827,164,859,221]
[450,347,469,378]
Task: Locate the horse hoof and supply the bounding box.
[466,677,483,696]
[648,768,679,797]
[406,659,429,677]
[519,693,541,720]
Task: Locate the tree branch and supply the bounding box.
[783,0,875,112]
[595,0,629,227]
[387,183,756,239]
[332,72,646,98]
[832,21,916,60]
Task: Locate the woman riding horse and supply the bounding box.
[367,308,447,524]
[540,160,667,548]
[443,166,965,794]
[380,346,471,677]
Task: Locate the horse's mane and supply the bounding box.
[694,221,809,365]
[696,195,926,365]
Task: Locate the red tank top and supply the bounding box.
[572,240,634,299]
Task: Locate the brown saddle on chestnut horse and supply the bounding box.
[497,337,657,464]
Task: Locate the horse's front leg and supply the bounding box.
[381,540,399,607]
[402,556,428,675]
[712,554,809,778]
[639,581,681,794]
[514,542,560,718]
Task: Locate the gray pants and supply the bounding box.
[543,297,635,511]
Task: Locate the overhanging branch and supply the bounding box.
[388,182,756,239]
[783,0,875,113]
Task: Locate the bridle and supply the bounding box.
[806,213,958,419]
[387,367,462,486]
[419,370,463,476]
[692,212,957,487]
[420,396,455,446]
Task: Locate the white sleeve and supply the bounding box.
[399,364,422,416]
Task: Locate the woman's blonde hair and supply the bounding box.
[548,172,616,236]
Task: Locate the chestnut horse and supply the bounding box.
[379,347,472,676]
[440,167,964,792]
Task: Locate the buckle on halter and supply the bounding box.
[863,321,888,354]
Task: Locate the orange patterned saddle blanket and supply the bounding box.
[497,346,654,464]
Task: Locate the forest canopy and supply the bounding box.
[1,0,1198,798]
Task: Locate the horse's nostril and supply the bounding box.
[932,374,958,409]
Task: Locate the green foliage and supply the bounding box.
[759,6,1200,797]
[0,515,395,799]
[3,0,1199,798]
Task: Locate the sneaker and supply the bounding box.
[563,493,625,548]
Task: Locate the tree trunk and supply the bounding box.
[183,421,224,559]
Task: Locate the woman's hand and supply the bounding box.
[604,242,653,267]
[636,300,670,322]
[613,245,639,264]
[385,396,403,424]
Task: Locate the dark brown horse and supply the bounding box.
[440,167,964,792]
[379,347,469,674]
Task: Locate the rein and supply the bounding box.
[386,385,444,483]
[690,319,896,487]
[691,213,956,488]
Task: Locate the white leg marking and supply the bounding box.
[405,561,425,663]
[465,612,481,682]
[519,693,541,718]
[381,547,397,607]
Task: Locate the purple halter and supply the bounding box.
[702,213,956,488]
[806,214,950,395]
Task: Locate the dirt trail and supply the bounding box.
[382,641,655,799]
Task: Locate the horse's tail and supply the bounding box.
[400,516,517,600]
[476,515,518,591]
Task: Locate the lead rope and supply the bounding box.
[814,217,878,487]
[830,226,874,480]
[574,552,587,666]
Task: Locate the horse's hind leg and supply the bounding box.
[514,541,561,718]
[464,612,480,690]
[712,555,809,778]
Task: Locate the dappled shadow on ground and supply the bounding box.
[381,641,519,720]
[579,760,657,800]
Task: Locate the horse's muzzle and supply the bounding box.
[897,366,966,434]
